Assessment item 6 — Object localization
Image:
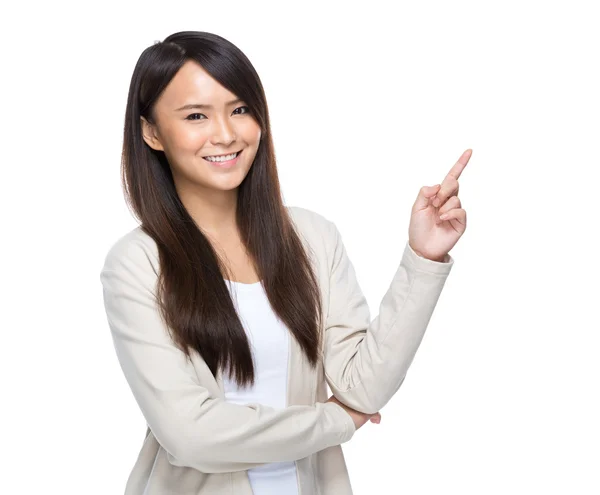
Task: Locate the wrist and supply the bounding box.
[413,249,446,263]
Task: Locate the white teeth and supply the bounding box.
[205,152,239,162]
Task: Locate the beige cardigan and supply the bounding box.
[100,205,454,494]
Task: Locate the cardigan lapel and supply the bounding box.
[286,322,316,406]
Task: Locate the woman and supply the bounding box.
[100,30,469,495]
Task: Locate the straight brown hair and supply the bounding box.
[121,31,323,388]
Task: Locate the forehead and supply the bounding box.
[157,60,237,109]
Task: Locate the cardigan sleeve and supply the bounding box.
[100,238,356,474]
[322,220,454,414]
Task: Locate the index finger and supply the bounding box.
[445,149,472,180]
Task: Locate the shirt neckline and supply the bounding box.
[224,279,263,289]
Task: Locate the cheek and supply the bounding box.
[240,121,262,145]
[169,124,208,152]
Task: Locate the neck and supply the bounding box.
[176,181,239,239]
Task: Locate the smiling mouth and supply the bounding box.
[203,150,242,160]
[202,150,243,165]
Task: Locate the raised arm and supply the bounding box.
[100,238,355,474]
[322,220,454,414]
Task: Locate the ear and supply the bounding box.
[140,116,165,151]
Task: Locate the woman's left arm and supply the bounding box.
[322,149,471,414]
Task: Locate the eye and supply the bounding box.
[185,113,206,121]
[185,106,249,121]
[233,106,250,115]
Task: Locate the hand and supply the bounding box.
[326,395,381,430]
[408,149,472,261]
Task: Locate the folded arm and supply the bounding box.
[100,238,355,474]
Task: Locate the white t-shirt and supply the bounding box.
[222,279,299,495]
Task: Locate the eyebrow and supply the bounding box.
[174,98,244,111]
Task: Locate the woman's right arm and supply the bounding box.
[99,238,356,474]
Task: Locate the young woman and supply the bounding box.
[100,31,470,495]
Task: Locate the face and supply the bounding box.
[140,60,262,196]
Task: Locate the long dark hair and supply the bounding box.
[121,31,323,388]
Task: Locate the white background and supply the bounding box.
[2,1,599,493]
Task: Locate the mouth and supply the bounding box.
[203,149,242,158]
[203,149,243,168]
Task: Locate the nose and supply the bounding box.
[209,115,237,147]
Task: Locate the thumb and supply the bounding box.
[413,184,441,212]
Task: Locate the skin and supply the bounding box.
[139,59,382,430]
[408,149,471,262]
[140,59,262,242]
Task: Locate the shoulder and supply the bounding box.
[286,205,336,237]
[285,205,341,267]
[100,225,160,278]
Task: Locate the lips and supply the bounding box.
[203,150,241,160]
[203,149,242,168]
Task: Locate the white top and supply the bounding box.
[222,279,299,495]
